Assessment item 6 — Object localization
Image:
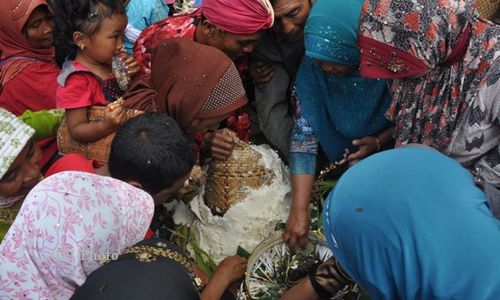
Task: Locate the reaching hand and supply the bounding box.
[213,255,248,286]
[122,55,140,79]
[249,61,274,84]
[103,105,126,129]
[347,136,380,165]
[283,207,310,248]
[203,129,235,161]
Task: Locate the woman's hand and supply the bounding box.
[212,255,248,286]
[249,61,274,84]
[201,255,247,300]
[122,55,140,79]
[283,206,310,248]
[203,129,235,161]
[347,136,380,165]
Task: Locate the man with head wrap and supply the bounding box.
[133,0,273,161]
[247,0,313,162]
[134,0,274,75]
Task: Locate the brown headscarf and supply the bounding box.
[0,0,55,85]
[124,38,247,130]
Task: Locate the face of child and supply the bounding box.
[82,13,127,65]
[23,5,55,49]
[0,140,42,198]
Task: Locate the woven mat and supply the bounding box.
[477,0,499,20]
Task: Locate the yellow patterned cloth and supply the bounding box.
[477,0,499,20]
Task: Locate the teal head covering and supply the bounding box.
[323,147,500,299]
[304,0,361,65]
[296,0,392,162]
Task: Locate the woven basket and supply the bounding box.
[57,105,142,164]
[477,0,499,20]
[205,136,274,215]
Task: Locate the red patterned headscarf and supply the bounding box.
[0,0,55,85]
[358,0,500,152]
[201,0,274,35]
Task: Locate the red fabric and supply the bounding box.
[0,62,59,169]
[44,153,98,177]
[200,0,273,34]
[0,63,59,115]
[56,62,107,109]
[442,24,472,66]
[144,229,154,239]
[133,12,198,75]
[358,36,428,79]
[0,0,55,86]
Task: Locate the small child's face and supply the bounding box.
[0,140,42,198]
[83,13,127,65]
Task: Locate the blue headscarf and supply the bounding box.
[323,147,500,299]
[296,0,392,162]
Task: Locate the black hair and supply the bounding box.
[53,0,125,67]
[108,112,196,195]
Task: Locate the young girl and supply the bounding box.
[54,0,139,143]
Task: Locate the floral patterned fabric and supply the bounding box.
[0,171,155,298]
[133,11,199,75]
[358,0,500,153]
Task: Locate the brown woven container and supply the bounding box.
[57,104,142,164]
[205,135,274,215]
[477,0,499,20]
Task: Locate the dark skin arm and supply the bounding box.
[194,255,247,300]
[281,277,321,300]
[203,130,236,161]
[65,106,124,143]
[346,126,395,165]
[283,174,314,248]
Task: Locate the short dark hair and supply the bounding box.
[109,112,196,195]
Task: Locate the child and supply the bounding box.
[54,0,139,143]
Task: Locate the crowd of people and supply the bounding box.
[0,0,498,298]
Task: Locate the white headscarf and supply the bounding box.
[0,108,35,208]
[0,171,155,298]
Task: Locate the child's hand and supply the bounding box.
[103,105,126,129]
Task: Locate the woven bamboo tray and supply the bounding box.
[204,135,274,215]
[242,232,332,299]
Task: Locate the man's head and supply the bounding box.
[108,112,196,205]
[271,0,311,42]
[199,0,273,59]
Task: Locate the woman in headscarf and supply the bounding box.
[0,0,60,169]
[357,0,500,217]
[283,0,394,248]
[0,171,155,298]
[0,108,43,241]
[124,38,248,162]
[320,147,500,299]
[72,237,247,300]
